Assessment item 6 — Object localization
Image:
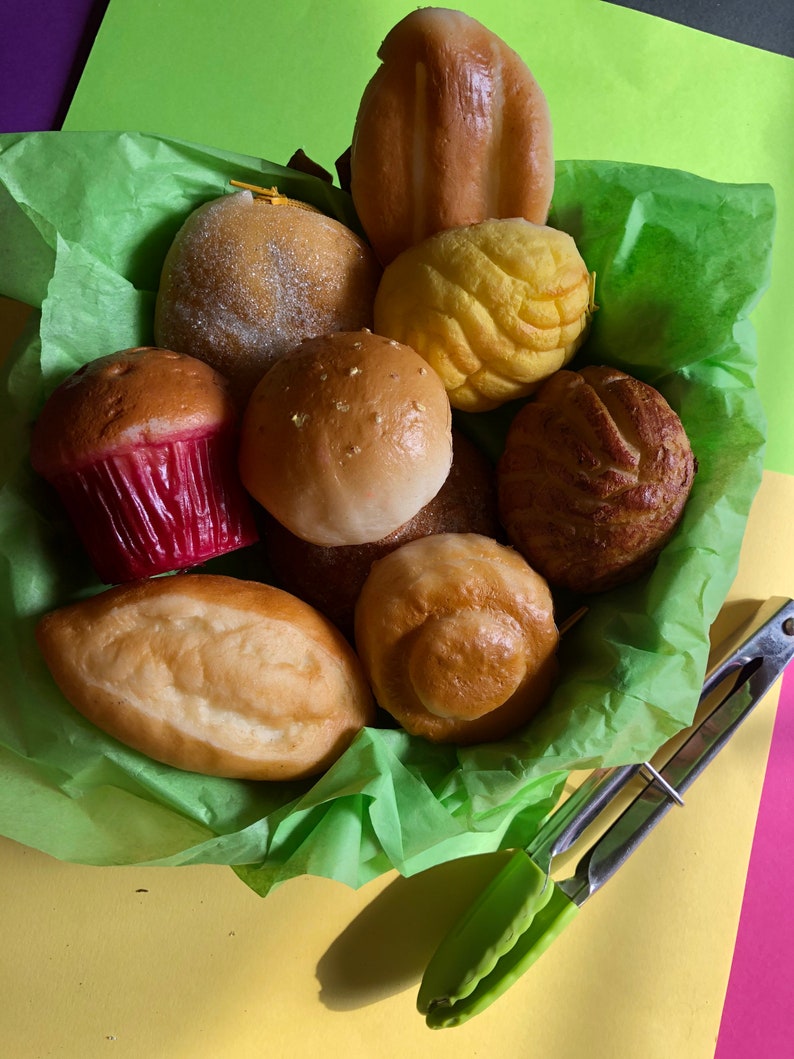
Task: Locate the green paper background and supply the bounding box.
[63,0,794,476]
[0,128,774,895]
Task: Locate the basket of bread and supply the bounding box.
[0,8,774,894]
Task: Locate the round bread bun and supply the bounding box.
[153,189,381,405]
[263,428,500,635]
[238,330,453,547]
[35,574,375,782]
[350,7,554,265]
[354,533,559,744]
[497,366,697,593]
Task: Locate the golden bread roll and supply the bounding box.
[29,346,257,583]
[263,428,501,635]
[374,218,592,411]
[354,534,559,744]
[35,574,375,781]
[497,366,697,593]
[154,189,381,405]
[238,330,453,546]
[350,7,554,264]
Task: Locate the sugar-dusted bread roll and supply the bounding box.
[350,8,554,264]
[239,330,453,546]
[497,366,697,593]
[263,428,501,635]
[354,534,559,744]
[35,574,375,781]
[374,218,592,412]
[154,189,381,405]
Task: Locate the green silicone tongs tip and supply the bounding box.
[419,849,577,1028]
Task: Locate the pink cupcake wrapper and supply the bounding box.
[50,430,258,582]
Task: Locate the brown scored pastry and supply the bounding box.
[238,330,453,547]
[350,7,554,265]
[263,428,501,635]
[497,366,697,593]
[354,533,559,744]
[30,347,257,584]
[35,574,375,782]
[154,189,381,405]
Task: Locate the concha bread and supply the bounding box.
[35,574,375,781]
[497,366,697,593]
[354,533,559,744]
[154,190,381,404]
[350,7,554,265]
[238,330,453,546]
[374,218,592,411]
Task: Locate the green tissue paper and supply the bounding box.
[0,131,774,895]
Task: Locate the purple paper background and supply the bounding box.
[0,0,107,132]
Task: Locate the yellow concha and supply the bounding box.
[373,218,593,412]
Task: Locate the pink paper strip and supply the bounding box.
[714,664,794,1057]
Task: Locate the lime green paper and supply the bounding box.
[64,0,794,477]
[0,131,773,896]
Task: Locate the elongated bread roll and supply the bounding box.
[350,7,554,264]
[36,574,375,781]
[354,533,559,744]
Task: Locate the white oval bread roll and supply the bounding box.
[354,533,559,744]
[35,574,375,781]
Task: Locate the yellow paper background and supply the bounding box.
[1,362,790,1055]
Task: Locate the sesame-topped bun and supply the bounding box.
[154,189,382,405]
[30,347,257,583]
[238,330,453,547]
[263,428,501,635]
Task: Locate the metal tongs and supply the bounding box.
[418,596,794,1028]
